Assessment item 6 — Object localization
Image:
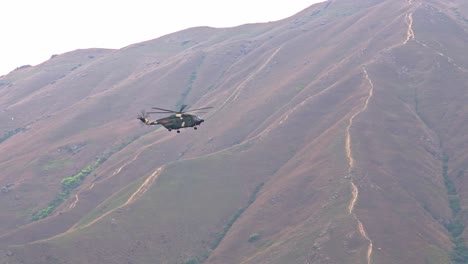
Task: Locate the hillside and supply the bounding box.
[0,0,467,263]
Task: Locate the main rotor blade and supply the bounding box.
[179,104,188,113]
[151,107,177,113]
[187,110,210,113]
[147,111,175,114]
[185,106,213,112]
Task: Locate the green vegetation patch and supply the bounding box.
[182,258,199,264]
[61,165,93,190]
[176,54,205,109]
[210,182,264,250]
[31,136,141,222]
[442,155,456,194]
[450,198,462,215]
[424,245,451,264]
[446,219,465,238]
[32,161,101,221]
[452,237,468,264]
[0,127,26,144]
[440,154,468,264]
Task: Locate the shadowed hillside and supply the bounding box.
[0,0,467,263]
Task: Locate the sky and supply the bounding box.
[0,0,323,76]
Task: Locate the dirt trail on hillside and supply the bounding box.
[68,194,79,209]
[400,0,465,74]
[74,166,163,230]
[402,0,419,45]
[217,47,282,110]
[88,132,169,191]
[346,68,374,264]
[343,3,451,261]
[252,82,338,141]
[402,2,466,75]
[27,167,164,245]
[403,12,415,45]
[65,131,170,217]
[123,167,162,205]
[415,40,468,72]
[249,48,365,142]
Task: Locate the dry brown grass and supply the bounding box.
[1,0,467,263]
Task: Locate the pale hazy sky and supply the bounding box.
[0,0,323,76]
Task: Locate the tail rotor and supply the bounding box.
[137,110,149,124]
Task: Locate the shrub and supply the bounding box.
[450,198,461,215]
[32,165,95,221]
[32,206,54,221]
[182,258,199,264]
[61,166,93,191]
[445,177,457,195]
[452,244,468,263]
[248,233,261,242]
[457,170,465,178]
[0,128,26,144]
[446,219,465,238]
[211,183,264,250]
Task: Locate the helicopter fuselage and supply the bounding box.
[138,104,212,133]
[156,113,204,131]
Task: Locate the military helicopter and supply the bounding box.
[138,104,213,133]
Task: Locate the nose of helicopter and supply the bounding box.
[193,116,204,125]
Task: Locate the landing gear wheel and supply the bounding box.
[168,129,172,132]
[177,130,180,133]
[194,126,198,130]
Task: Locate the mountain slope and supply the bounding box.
[0,0,466,263]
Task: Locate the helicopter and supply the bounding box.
[138,104,213,133]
